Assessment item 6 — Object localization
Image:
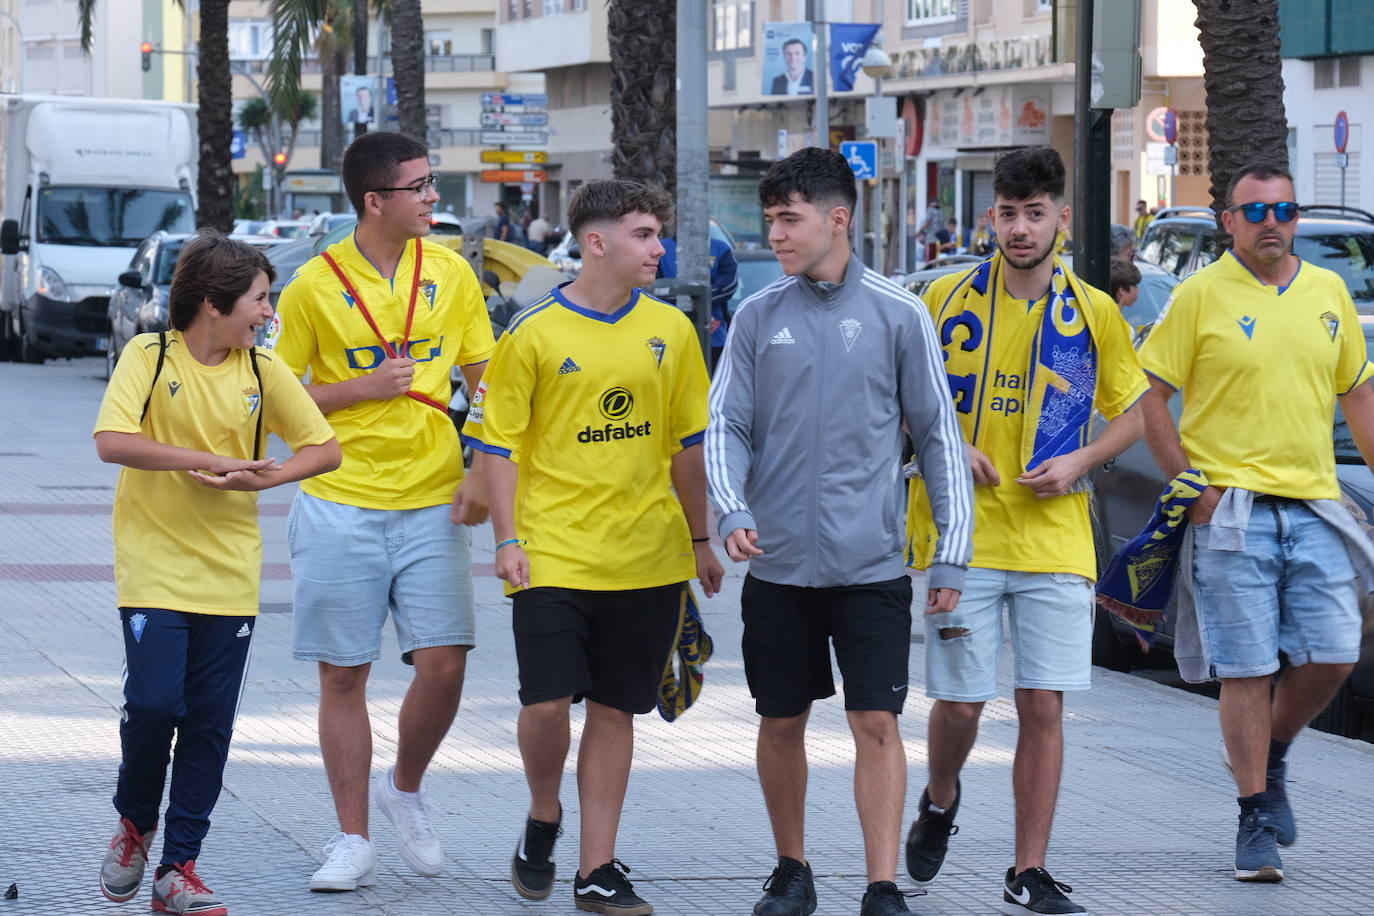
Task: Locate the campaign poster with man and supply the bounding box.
[762,22,816,96]
[340,75,375,125]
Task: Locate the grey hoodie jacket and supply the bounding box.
[706,254,973,591]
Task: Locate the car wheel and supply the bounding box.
[17,313,44,364]
[1091,604,1142,673]
[1309,679,1363,739]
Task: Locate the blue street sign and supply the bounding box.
[482,93,548,108]
[1164,107,1178,145]
[230,129,246,160]
[840,140,878,180]
[1335,110,1349,154]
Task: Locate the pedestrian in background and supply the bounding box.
[658,232,739,371]
[1133,199,1153,239]
[95,231,339,915]
[905,146,1145,916]
[464,178,722,916]
[526,211,552,255]
[1109,258,1141,310]
[494,201,512,241]
[1136,161,1374,884]
[273,131,496,893]
[1109,223,1137,263]
[709,147,972,916]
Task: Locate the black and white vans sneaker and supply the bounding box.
[511,812,562,900]
[1001,866,1087,915]
[574,859,653,915]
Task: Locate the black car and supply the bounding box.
[1090,315,1374,739]
[1139,204,1374,306]
[105,232,191,379]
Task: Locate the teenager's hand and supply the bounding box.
[367,357,417,400]
[694,542,724,598]
[496,543,531,590]
[451,478,489,526]
[188,467,277,491]
[204,455,279,476]
[724,528,764,562]
[926,587,961,614]
[965,443,1000,486]
[1188,486,1224,525]
[1016,453,1088,498]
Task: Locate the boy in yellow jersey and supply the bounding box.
[904,147,1145,915]
[462,179,723,916]
[272,132,496,891]
[94,232,339,915]
[1138,162,1374,884]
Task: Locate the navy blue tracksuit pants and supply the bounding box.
[115,608,254,865]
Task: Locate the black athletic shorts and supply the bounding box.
[512,583,682,714]
[740,573,914,718]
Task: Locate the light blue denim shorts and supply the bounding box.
[1191,500,1360,679]
[289,492,476,666]
[924,567,1094,702]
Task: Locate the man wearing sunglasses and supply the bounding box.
[1137,161,1374,884]
[274,132,496,892]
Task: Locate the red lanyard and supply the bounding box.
[320,240,446,412]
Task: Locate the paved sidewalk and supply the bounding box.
[2,357,1373,916]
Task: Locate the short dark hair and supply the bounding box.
[782,38,805,53]
[758,146,856,213]
[342,130,429,215]
[567,178,673,241]
[168,230,275,331]
[992,146,1066,203]
[1226,160,1294,206]
[1109,258,1141,300]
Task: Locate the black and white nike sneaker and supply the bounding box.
[574,859,653,915]
[1000,866,1087,915]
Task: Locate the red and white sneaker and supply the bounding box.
[150,861,228,915]
[99,817,155,902]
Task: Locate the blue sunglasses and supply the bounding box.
[1227,201,1299,223]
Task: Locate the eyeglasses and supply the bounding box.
[1226,201,1299,224]
[368,174,439,198]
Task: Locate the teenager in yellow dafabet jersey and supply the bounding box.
[464,179,721,915]
[904,148,1146,916]
[94,232,339,915]
[1138,163,1374,884]
[272,133,494,893]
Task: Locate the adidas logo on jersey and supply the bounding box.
[559,357,581,374]
[769,327,796,346]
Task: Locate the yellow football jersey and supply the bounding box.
[463,286,710,593]
[908,268,1147,579]
[94,332,336,615]
[1140,251,1373,499]
[273,233,494,509]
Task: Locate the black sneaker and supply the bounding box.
[511,811,562,900]
[753,857,817,916]
[574,859,653,915]
[905,780,960,884]
[859,881,912,916]
[1001,866,1086,915]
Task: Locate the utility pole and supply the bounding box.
[676,0,711,354]
[810,0,828,148]
[1071,0,1111,293]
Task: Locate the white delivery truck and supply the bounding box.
[0,95,198,362]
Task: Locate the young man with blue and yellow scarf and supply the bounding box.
[904,147,1147,916]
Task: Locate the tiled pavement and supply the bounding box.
[2,358,1373,916]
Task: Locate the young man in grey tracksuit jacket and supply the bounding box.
[707,147,973,916]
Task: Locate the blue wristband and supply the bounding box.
[495,538,522,551]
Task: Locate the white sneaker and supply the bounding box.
[309,833,377,892]
[375,767,445,877]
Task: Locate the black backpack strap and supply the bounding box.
[138,330,169,424]
[249,346,265,461]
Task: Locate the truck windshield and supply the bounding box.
[37,187,195,247]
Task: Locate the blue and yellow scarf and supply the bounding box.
[657,585,713,722]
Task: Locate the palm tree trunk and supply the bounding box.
[391,0,426,143]
[354,0,369,142]
[608,0,676,190]
[1192,0,1289,222]
[196,0,235,231]
[321,47,345,171]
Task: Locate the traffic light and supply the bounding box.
[273,152,288,167]
[140,42,153,72]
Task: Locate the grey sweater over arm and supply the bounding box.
[706,253,973,591]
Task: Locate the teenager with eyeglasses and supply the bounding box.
[1137,160,1374,884]
[273,131,497,893]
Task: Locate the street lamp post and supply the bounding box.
[0,10,25,92]
[861,44,891,274]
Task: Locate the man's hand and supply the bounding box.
[724,528,764,562]
[965,443,1000,486]
[450,478,489,526]
[496,543,530,590]
[1016,453,1089,498]
[366,357,417,400]
[926,587,961,614]
[189,463,280,491]
[694,542,724,598]
[204,455,280,476]
[1188,485,1224,525]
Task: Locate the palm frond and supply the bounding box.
[266,0,328,112]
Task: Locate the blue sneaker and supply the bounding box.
[1234,812,1284,882]
[1266,762,1295,847]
